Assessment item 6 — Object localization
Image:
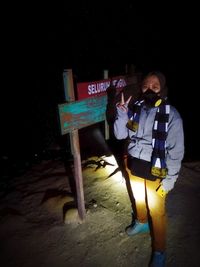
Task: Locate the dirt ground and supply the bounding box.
[0,152,200,267]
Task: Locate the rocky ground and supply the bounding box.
[0,152,200,267]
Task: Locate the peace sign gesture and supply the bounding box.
[116,92,132,112]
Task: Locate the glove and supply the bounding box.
[161,176,177,192]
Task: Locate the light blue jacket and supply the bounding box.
[114,104,185,191]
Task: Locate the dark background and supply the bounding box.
[1,1,199,177]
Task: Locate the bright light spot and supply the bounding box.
[99,155,158,207]
[130,180,145,202]
[130,179,157,207]
[146,188,157,208]
[102,155,125,184]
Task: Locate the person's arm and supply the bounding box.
[114,107,129,139]
[161,114,184,192]
[113,93,132,140]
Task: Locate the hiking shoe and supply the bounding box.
[125,220,149,236]
[150,251,166,267]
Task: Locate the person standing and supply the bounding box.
[114,71,184,267]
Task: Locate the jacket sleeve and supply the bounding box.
[114,106,129,140]
[162,113,185,192]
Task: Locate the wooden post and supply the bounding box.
[63,69,75,102]
[63,69,75,155]
[103,69,109,140]
[63,69,86,220]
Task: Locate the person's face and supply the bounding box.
[141,75,161,94]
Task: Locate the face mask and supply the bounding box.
[142,89,162,107]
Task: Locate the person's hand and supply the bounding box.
[116,92,132,112]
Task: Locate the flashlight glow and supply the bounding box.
[102,155,125,184]
[129,179,157,207]
[130,180,145,202]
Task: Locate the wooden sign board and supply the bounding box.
[58,95,107,135]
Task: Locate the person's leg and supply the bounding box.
[125,167,149,235]
[146,179,167,266]
[126,167,148,222]
[146,178,167,252]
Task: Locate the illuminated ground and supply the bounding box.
[0,154,200,267]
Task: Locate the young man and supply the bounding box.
[114,71,184,267]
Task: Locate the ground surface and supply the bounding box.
[0,153,200,267]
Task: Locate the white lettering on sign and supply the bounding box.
[77,76,131,100]
[112,78,127,88]
[88,81,111,95]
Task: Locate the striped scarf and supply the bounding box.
[127,101,170,178]
[126,100,144,132]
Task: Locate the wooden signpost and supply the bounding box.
[59,69,109,220]
[60,69,85,220]
[59,95,107,135]
[58,68,139,221]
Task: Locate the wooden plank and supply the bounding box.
[63,69,75,102]
[71,130,86,220]
[103,70,109,140]
[58,95,107,135]
[62,69,86,221]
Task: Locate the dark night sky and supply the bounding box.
[2,1,200,165]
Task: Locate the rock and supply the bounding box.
[63,208,83,224]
